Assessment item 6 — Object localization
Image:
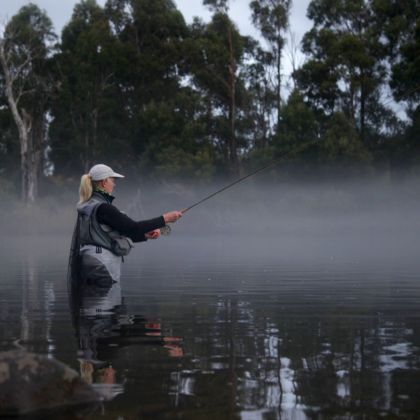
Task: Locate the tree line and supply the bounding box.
[0,0,419,202]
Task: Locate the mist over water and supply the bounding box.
[3,173,420,239]
[1,175,420,418]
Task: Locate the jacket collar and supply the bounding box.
[92,190,115,204]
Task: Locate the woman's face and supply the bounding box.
[101,177,116,194]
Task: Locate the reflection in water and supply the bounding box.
[166,293,420,419]
[18,259,55,354]
[69,279,183,402]
[1,238,420,418]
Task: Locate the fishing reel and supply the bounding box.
[160,224,172,236]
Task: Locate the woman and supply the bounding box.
[69,163,183,286]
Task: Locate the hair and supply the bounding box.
[78,174,93,204]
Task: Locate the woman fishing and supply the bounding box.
[68,164,183,286]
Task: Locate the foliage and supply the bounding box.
[296,0,391,146]
[374,0,420,106]
[186,9,251,173]
[49,0,123,174]
[320,112,371,163]
[275,90,319,151]
[0,0,419,200]
[250,0,291,128]
[0,3,57,201]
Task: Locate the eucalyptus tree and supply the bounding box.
[0,3,56,202]
[250,0,291,128]
[374,0,420,107]
[189,0,250,174]
[374,0,420,166]
[276,90,318,149]
[243,44,276,150]
[296,0,388,146]
[50,0,121,175]
[105,0,188,102]
[104,0,198,176]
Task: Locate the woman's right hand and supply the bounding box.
[163,211,183,223]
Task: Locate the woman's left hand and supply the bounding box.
[145,229,161,240]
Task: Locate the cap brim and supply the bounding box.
[111,172,124,178]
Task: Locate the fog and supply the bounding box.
[2,174,420,267]
[2,174,420,419]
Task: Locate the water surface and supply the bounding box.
[1,225,420,419]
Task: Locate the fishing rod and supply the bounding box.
[161,84,420,234]
[182,140,317,214]
[175,85,420,218]
[159,141,316,235]
[182,158,282,214]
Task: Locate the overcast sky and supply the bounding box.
[1,0,312,81]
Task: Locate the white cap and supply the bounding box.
[88,164,125,181]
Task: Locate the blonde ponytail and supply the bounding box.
[78,174,93,204]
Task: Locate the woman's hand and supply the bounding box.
[145,229,161,240]
[163,210,183,223]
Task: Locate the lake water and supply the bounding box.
[1,223,420,419]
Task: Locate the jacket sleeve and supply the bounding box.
[96,203,166,243]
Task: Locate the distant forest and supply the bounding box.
[0,0,419,202]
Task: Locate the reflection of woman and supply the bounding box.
[69,164,182,285]
[71,280,183,401]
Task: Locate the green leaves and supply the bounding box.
[1,0,419,193]
[50,0,120,173]
[298,0,390,147]
[203,0,230,13]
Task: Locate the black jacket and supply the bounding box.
[95,191,165,242]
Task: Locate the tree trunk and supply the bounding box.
[8,101,35,204]
[261,77,270,148]
[360,81,366,144]
[84,124,91,173]
[0,42,38,203]
[227,23,238,175]
[276,39,282,129]
[30,115,45,202]
[92,107,99,164]
[20,124,39,204]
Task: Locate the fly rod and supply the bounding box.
[159,141,315,235]
[160,160,279,236]
[182,159,280,213]
[166,84,419,221]
[182,140,316,214]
